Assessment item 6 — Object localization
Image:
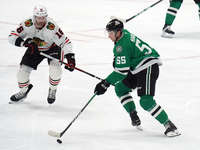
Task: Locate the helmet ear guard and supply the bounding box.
[33,5,48,17]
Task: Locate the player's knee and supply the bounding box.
[139,95,156,111]
[115,81,131,98]
[17,65,33,82]
[49,61,62,79]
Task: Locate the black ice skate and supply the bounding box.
[164,120,181,137]
[10,84,33,102]
[47,88,57,104]
[161,24,175,38]
[130,110,142,130]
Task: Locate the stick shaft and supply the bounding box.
[40,52,102,81]
[126,0,163,22]
[60,92,97,137]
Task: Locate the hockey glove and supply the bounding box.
[94,80,110,95]
[64,53,76,71]
[122,71,137,89]
[24,38,39,56]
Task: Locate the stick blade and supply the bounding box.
[48,130,61,137]
[110,15,126,23]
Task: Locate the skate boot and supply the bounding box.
[161,24,175,38]
[10,84,33,102]
[130,110,142,130]
[164,120,181,137]
[47,88,57,104]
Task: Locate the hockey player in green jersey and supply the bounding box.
[162,0,200,38]
[94,19,181,137]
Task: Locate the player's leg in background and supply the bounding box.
[194,0,200,20]
[161,0,183,38]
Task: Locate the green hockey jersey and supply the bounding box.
[105,29,162,85]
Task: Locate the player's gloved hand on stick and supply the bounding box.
[64,53,76,71]
[94,80,110,95]
[24,38,39,56]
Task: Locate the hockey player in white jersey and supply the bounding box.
[8,5,76,104]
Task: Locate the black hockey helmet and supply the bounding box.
[106,19,124,33]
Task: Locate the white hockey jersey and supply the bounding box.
[8,16,72,54]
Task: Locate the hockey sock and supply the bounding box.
[49,61,62,90]
[115,81,136,113]
[165,0,182,25]
[149,104,169,125]
[18,80,30,93]
[115,80,131,97]
[140,95,169,125]
[17,65,33,93]
[120,94,136,114]
[197,3,200,20]
[199,9,200,20]
[49,76,61,90]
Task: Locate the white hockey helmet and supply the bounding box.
[33,5,48,17]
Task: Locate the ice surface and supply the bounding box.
[0,0,200,149]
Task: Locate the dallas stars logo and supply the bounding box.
[116,46,123,53]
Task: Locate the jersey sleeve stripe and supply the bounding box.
[10,33,19,36]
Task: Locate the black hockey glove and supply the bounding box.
[24,38,39,56]
[122,71,137,89]
[94,80,110,95]
[64,53,76,72]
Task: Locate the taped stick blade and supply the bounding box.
[48,130,61,137]
[110,15,126,23]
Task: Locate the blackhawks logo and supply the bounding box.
[47,22,55,30]
[116,46,123,53]
[25,19,33,27]
[33,37,48,46]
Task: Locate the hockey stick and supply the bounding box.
[110,0,163,23]
[48,92,97,138]
[40,52,102,81]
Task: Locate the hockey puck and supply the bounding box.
[57,139,62,144]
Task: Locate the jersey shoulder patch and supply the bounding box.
[115,45,123,53]
[24,19,33,27]
[46,22,55,30]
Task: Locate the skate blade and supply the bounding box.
[9,99,25,104]
[161,32,173,38]
[166,130,181,137]
[136,125,143,131]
